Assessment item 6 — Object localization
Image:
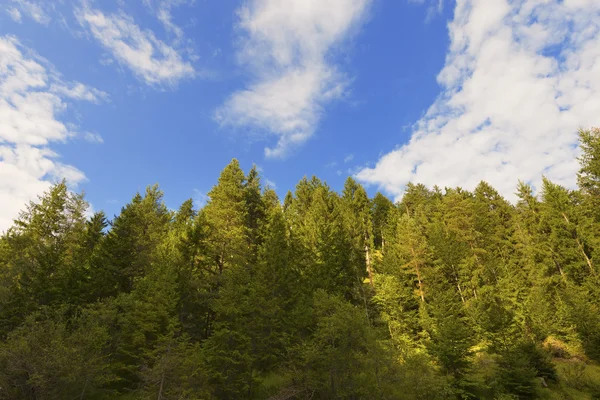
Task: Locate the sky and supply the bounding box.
[0,0,599,230]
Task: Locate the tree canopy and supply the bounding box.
[1,128,600,399]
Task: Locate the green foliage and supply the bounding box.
[0,308,113,400]
[2,131,600,399]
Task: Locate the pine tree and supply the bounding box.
[91,185,171,297]
[244,165,267,264]
[577,127,600,201]
[341,177,374,285]
[203,159,249,279]
[371,192,394,251]
[0,182,90,334]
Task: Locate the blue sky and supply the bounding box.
[1,0,600,229]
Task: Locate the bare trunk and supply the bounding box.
[158,371,165,400]
[457,280,465,303]
[218,252,224,277]
[357,275,370,321]
[158,343,172,400]
[554,259,566,280]
[562,213,595,275]
[576,237,595,275]
[365,243,373,286]
[416,265,425,302]
[158,370,165,400]
[79,378,88,400]
[452,265,465,303]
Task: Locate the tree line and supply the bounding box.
[1,128,600,399]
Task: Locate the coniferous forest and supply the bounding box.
[2,128,600,400]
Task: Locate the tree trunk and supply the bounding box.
[452,265,465,303]
[457,281,465,303]
[562,213,595,275]
[365,243,373,286]
[416,265,425,302]
[158,370,165,400]
[554,259,566,281]
[79,378,89,400]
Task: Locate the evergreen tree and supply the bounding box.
[371,192,394,251]
[203,159,249,279]
[1,129,600,399]
[0,182,90,335]
[91,185,170,297]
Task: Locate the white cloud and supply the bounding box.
[215,0,371,158]
[408,0,445,22]
[9,0,51,25]
[357,0,600,202]
[83,132,104,143]
[50,82,109,103]
[143,0,192,42]
[265,178,276,189]
[192,188,208,209]
[344,153,354,163]
[76,6,195,86]
[7,7,22,23]
[0,36,102,232]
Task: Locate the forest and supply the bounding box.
[1,128,600,400]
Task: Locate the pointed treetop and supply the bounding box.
[577,127,600,196]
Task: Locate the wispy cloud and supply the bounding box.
[0,35,103,231]
[83,132,104,144]
[215,0,371,158]
[6,7,22,23]
[192,188,208,208]
[8,0,51,25]
[50,82,109,103]
[76,6,195,86]
[357,0,600,202]
[408,0,445,22]
[265,178,276,189]
[344,154,354,163]
[142,0,193,42]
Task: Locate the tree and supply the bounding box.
[426,287,476,395]
[371,192,394,251]
[577,127,600,200]
[0,182,90,335]
[91,185,171,297]
[294,290,381,399]
[393,213,429,302]
[2,129,600,399]
[341,177,374,285]
[0,308,113,400]
[203,159,249,279]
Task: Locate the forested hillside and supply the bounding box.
[1,129,600,400]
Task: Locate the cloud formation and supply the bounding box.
[7,0,51,25]
[216,0,371,158]
[6,7,22,23]
[142,0,191,42]
[357,0,600,202]
[0,36,104,231]
[408,0,445,22]
[76,6,195,86]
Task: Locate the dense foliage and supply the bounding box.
[1,128,600,399]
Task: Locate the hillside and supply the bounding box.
[1,128,600,399]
